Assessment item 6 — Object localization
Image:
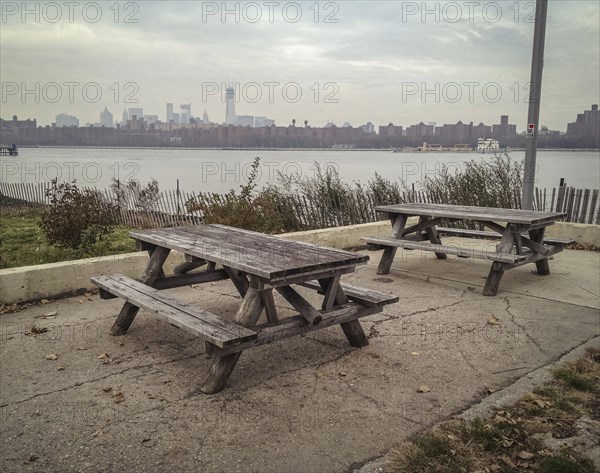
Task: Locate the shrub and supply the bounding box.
[186,158,290,233]
[40,180,116,249]
[110,178,160,212]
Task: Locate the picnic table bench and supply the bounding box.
[363,203,570,296]
[92,224,398,393]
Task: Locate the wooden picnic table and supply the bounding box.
[92,224,398,393]
[363,203,571,296]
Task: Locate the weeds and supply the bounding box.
[385,349,600,473]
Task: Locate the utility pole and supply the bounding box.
[522,0,548,210]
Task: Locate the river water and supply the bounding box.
[1,148,598,193]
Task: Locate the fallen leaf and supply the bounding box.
[91,430,101,437]
[411,352,420,356]
[487,316,501,326]
[338,371,347,377]
[25,454,39,463]
[162,379,171,384]
[84,292,92,297]
[97,353,110,359]
[40,299,49,304]
[417,385,431,393]
[112,392,125,403]
[534,399,551,408]
[518,451,534,460]
[78,300,85,304]
[45,354,58,360]
[499,455,517,469]
[57,366,65,371]
[502,439,514,448]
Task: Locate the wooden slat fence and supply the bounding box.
[1,181,598,229]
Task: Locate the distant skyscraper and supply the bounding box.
[100,107,113,127]
[122,108,128,124]
[55,113,79,127]
[166,103,173,123]
[180,104,191,124]
[202,110,209,124]
[225,85,236,125]
[128,107,143,120]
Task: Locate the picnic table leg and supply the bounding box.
[201,284,264,394]
[420,216,447,260]
[529,228,550,275]
[110,246,171,335]
[319,278,369,347]
[483,227,515,296]
[174,255,206,275]
[377,214,407,275]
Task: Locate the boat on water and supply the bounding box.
[398,142,474,153]
[476,138,500,153]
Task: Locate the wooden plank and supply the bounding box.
[110,246,171,335]
[377,214,407,275]
[173,256,207,275]
[131,225,368,281]
[436,227,573,245]
[300,280,399,308]
[374,203,566,225]
[580,189,591,224]
[92,274,257,347]
[421,216,447,260]
[261,265,356,289]
[482,226,515,296]
[152,269,229,290]
[200,286,265,393]
[223,266,249,297]
[363,237,524,264]
[319,275,341,310]
[276,285,322,325]
[589,190,599,224]
[261,289,279,323]
[401,217,443,236]
[216,303,381,356]
[330,284,369,347]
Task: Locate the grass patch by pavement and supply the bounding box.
[0,211,136,269]
[385,348,600,473]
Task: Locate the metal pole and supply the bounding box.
[522,0,548,210]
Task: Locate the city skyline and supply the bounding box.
[1,1,599,130]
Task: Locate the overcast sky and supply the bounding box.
[1,0,598,131]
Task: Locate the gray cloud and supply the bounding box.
[1,0,598,130]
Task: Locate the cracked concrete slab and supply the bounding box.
[1,241,598,473]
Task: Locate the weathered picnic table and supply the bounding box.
[363,203,571,296]
[92,224,398,393]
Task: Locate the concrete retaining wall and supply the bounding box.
[1,221,597,305]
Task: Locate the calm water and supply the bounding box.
[1,148,598,193]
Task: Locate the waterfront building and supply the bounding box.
[55,113,79,127]
[100,107,113,127]
[225,85,236,125]
[128,108,144,120]
[567,104,599,147]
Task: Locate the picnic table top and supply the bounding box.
[375,203,567,226]
[130,224,369,281]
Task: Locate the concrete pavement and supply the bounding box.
[1,238,598,473]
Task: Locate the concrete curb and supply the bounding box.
[1,220,598,304]
[353,335,600,473]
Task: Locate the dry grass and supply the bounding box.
[385,349,600,473]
